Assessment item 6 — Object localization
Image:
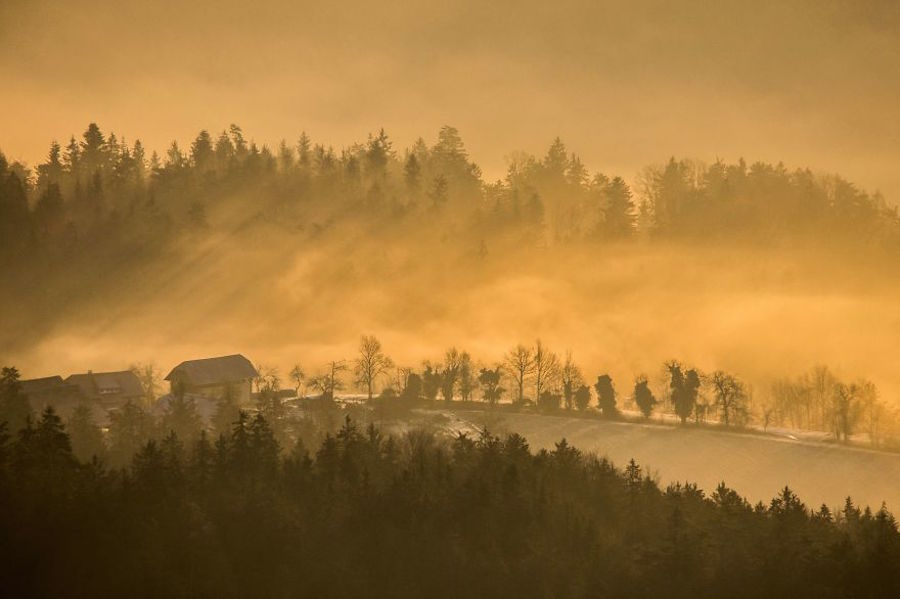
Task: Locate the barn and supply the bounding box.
[164,354,257,404]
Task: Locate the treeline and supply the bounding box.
[280,337,900,449]
[1,404,899,597]
[7,341,893,473]
[2,122,898,267]
[4,343,897,473]
[767,366,889,444]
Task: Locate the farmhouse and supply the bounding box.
[63,370,145,408]
[164,354,257,404]
[20,375,83,415]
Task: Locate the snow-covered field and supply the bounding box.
[447,410,900,511]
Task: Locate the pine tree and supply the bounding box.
[67,403,105,462]
[37,141,64,190]
[297,132,312,168]
[0,367,32,434]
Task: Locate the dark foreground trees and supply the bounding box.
[1,408,899,598]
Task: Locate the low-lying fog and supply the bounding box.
[10,215,899,407]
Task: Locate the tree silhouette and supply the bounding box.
[311,361,348,401]
[107,400,155,466]
[533,340,560,407]
[161,394,201,443]
[574,384,592,411]
[504,344,535,405]
[354,335,393,401]
[212,384,241,438]
[560,351,583,410]
[537,389,562,412]
[668,362,701,424]
[478,367,504,404]
[0,366,32,433]
[832,382,864,442]
[711,371,748,427]
[130,362,161,408]
[402,372,423,401]
[422,363,441,401]
[634,376,657,418]
[439,348,465,403]
[289,363,306,398]
[594,374,618,417]
[67,403,104,462]
[457,353,476,402]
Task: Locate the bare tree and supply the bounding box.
[395,366,412,396]
[504,344,535,405]
[533,340,560,406]
[858,379,884,446]
[758,393,776,432]
[711,370,748,427]
[771,377,806,429]
[831,381,865,442]
[560,351,583,410]
[458,352,476,402]
[253,364,266,394]
[130,362,161,408]
[810,365,837,430]
[254,364,280,395]
[440,348,464,402]
[354,335,394,400]
[289,363,306,398]
[311,360,348,400]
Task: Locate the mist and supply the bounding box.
[5,2,900,595]
[11,225,900,404]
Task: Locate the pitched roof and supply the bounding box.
[20,376,67,395]
[64,371,144,399]
[64,374,95,398]
[165,354,257,387]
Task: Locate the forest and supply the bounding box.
[2,123,898,269]
[1,399,898,598]
[4,325,898,473]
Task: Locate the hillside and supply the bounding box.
[4,125,900,452]
[453,410,900,510]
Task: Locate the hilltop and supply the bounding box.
[444,409,900,510]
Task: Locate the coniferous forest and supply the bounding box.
[1,403,899,598]
[2,122,898,272]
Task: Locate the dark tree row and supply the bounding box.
[2,123,898,268]
[335,339,899,447]
[0,404,898,598]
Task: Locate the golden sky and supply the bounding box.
[1,0,899,196]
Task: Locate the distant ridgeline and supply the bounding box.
[0,123,898,267]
